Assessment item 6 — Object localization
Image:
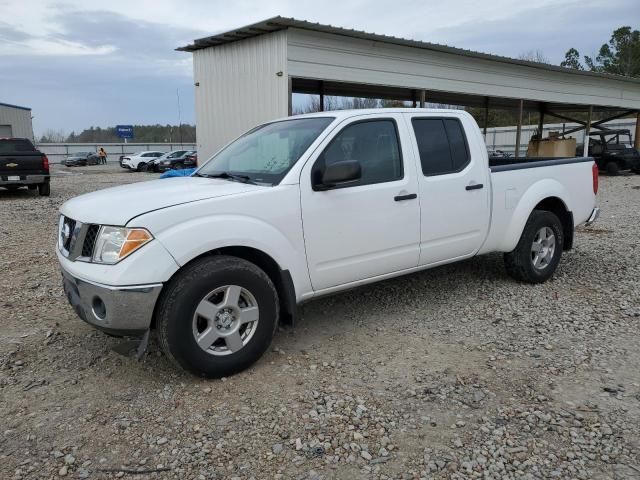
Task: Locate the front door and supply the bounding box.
[300,114,421,291]
[405,113,490,266]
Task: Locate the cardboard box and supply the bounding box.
[527,137,577,158]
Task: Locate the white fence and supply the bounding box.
[37,143,196,163]
[484,118,638,156]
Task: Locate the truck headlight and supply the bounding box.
[92,227,153,264]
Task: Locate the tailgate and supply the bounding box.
[0,139,46,175]
[0,152,45,174]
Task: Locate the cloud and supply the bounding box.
[1,0,638,137]
[0,9,204,135]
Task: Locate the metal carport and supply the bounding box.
[178,17,640,161]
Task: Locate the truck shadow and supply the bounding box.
[0,188,38,198]
[297,253,508,331]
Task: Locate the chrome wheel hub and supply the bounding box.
[531,227,556,270]
[216,308,236,330]
[192,285,259,356]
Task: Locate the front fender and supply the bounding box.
[152,214,311,299]
[497,179,570,252]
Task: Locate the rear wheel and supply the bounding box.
[504,210,563,284]
[38,181,51,196]
[606,161,620,176]
[156,255,279,378]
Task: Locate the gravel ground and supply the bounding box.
[1,163,639,480]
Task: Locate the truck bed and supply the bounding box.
[489,156,593,172]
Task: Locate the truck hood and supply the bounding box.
[60,177,261,225]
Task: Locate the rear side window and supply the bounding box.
[412,118,470,176]
[0,139,36,153]
[313,120,403,187]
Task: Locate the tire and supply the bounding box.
[38,181,51,196]
[504,210,564,284]
[606,161,620,176]
[156,255,279,378]
[138,162,147,172]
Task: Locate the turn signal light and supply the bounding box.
[592,163,598,195]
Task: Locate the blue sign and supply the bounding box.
[115,125,134,139]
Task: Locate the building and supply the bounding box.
[179,17,640,161]
[0,102,34,140]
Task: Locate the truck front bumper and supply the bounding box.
[585,207,600,226]
[61,267,162,336]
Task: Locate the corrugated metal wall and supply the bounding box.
[0,104,33,140]
[193,30,289,161]
[286,28,640,109]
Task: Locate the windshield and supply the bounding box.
[198,117,334,185]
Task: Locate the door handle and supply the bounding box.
[465,183,484,191]
[394,193,417,201]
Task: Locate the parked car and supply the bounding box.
[185,152,197,165]
[57,109,599,378]
[146,150,191,173]
[120,151,164,171]
[577,129,640,175]
[157,150,197,172]
[62,151,100,167]
[0,138,50,195]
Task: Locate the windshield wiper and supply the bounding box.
[195,172,257,185]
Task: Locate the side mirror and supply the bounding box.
[315,160,362,190]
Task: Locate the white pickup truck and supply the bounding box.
[57,109,599,377]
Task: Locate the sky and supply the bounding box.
[1,0,638,137]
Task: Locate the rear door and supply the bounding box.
[405,113,490,266]
[300,113,421,291]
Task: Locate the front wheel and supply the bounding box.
[156,255,279,378]
[138,162,148,172]
[504,210,564,284]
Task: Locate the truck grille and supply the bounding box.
[58,216,101,261]
[81,224,100,258]
[60,216,76,253]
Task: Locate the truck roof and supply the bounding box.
[286,108,470,121]
[588,129,631,136]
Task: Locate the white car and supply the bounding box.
[57,109,599,378]
[120,151,164,171]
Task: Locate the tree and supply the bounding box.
[561,26,640,77]
[585,26,640,77]
[39,128,67,143]
[519,50,550,64]
[560,48,584,70]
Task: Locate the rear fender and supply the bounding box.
[498,179,570,252]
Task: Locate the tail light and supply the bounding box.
[592,162,598,195]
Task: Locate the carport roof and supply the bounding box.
[178,16,640,86]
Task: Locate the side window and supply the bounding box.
[313,120,402,188]
[412,118,470,176]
